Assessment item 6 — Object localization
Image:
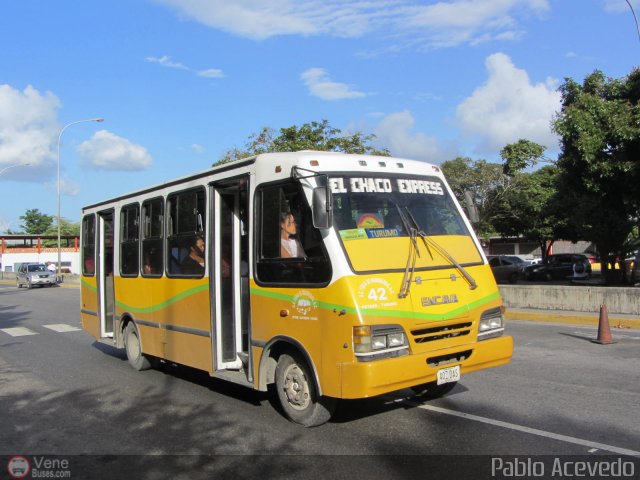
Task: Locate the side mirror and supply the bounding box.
[464,190,479,224]
[312,186,333,229]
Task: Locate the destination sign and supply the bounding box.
[329,177,444,195]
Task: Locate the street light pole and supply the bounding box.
[57,118,104,278]
[0,163,31,177]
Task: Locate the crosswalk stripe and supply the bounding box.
[0,324,83,337]
[1,327,39,337]
[43,324,82,333]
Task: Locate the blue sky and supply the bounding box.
[0,0,638,231]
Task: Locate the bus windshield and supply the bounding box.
[330,174,483,272]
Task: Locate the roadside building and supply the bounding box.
[0,234,80,274]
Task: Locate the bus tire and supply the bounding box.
[275,352,335,427]
[411,381,457,400]
[124,322,152,371]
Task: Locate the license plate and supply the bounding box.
[437,365,460,385]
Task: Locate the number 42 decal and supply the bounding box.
[368,287,388,302]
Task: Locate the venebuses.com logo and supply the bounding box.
[7,456,72,478]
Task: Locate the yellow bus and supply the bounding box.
[80,151,513,426]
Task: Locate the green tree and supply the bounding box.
[489,140,560,259]
[42,218,80,247]
[19,208,54,234]
[552,69,640,278]
[440,156,504,238]
[500,139,548,176]
[217,119,389,165]
[491,166,560,259]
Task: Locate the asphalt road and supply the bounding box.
[1,284,638,479]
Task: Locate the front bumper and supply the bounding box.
[339,335,513,399]
[29,275,57,285]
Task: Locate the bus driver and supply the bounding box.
[280,212,305,258]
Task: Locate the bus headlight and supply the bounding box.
[478,307,505,340]
[387,332,406,347]
[372,335,387,350]
[353,325,408,361]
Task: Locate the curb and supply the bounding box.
[0,279,80,289]
[506,308,640,330]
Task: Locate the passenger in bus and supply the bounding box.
[181,235,205,274]
[143,246,161,275]
[280,212,305,258]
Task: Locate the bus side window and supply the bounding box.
[120,203,140,277]
[142,198,164,277]
[166,187,206,277]
[256,181,332,285]
[82,214,96,276]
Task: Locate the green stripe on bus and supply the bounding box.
[81,278,97,292]
[249,288,501,322]
[114,284,209,314]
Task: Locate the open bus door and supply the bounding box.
[97,210,115,338]
[211,178,251,379]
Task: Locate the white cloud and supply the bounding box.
[603,0,639,13]
[191,143,205,153]
[301,68,365,100]
[146,55,225,78]
[59,178,81,196]
[455,52,561,153]
[77,130,153,171]
[0,84,60,173]
[154,0,331,40]
[153,0,548,48]
[198,68,225,78]
[370,111,452,162]
[145,55,189,70]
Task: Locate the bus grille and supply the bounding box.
[411,322,473,343]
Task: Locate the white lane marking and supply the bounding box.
[0,327,39,337]
[43,324,82,333]
[417,404,640,457]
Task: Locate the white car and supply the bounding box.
[16,263,57,288]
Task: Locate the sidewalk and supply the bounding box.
[506,307,640,330]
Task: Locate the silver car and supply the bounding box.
[16,263,57,288]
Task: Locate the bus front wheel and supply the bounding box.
[124,323,152,371]
[275,352,335,427]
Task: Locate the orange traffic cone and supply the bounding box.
[592,304,617,345]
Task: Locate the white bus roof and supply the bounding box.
[82,151,444,212]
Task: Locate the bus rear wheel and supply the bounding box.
[275,352,335,427]
[124,323,152,371]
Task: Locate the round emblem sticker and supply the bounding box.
[291,290,318,318]
[7,456,30,479]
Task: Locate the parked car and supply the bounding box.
[502,255,533,270]
[524,254,592,281]
[487,255,522,284]
[16,263,57,288]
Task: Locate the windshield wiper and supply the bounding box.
[404,207,478,290]
[396,204,419,299]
